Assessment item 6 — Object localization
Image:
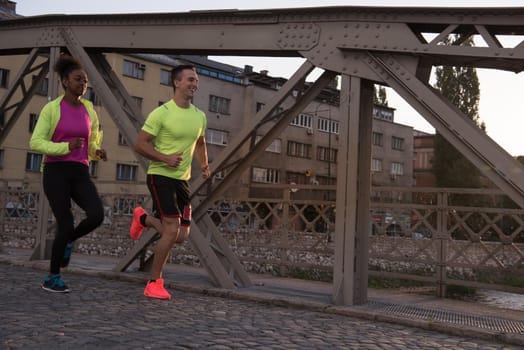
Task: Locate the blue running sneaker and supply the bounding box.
[42,274,71,293]
[61,242,75,268]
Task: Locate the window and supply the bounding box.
[28,113,38,132]
[255,135,281,153]
[26,152,42,172]
[206,129,228,146]
[123,60,145,80]
[160,69,171,86]
[0,68,9,88]
[33,76,48,96]
[291,113,312,128]
[317,175,336,185]
[0,149,4,169]
[116,163,138,181]
[371,158,383,172]
[84,87,100,105]
[372,132,383,146]
[131,96,143,110]
[252,167,279,184]
[89,160,98,177]
[391,162,404,176]
[287,171,307,185]
[0,111,5,127]
[287,141,311,158]
[317,146,337,163]
[209,95,230,114]
[373,106,394,122]
[317,117,339,134]
[392,136,404,151]
[118,132,128,146]
[196,67,242,84]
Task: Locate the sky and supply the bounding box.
[13,0,524,155]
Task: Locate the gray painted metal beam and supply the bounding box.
[363,52,524,209]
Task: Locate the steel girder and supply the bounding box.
[0,6,523,304]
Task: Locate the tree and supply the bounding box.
[373,85,388,106]
[432,35,484,188]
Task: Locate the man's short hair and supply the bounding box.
[171,64,196,87]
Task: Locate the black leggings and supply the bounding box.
[43,162,104,275]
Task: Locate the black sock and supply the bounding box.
[139,214,147,227]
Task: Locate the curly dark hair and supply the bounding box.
[54,54,84,81]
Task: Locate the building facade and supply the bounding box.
[0,2,416,199]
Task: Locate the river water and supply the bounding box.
[475,289,524,312]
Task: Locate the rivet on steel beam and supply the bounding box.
[344,24,348,28]
[344,34,348,38]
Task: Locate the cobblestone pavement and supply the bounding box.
[1,263,520,350]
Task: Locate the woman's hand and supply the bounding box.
[69,137,84,150]
[95,149,108,161]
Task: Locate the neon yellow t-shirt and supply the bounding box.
[142,100,206,180]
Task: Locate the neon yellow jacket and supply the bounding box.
[29,95,102,169]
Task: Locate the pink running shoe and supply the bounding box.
[144,278,171,300]
[130,206,147,240]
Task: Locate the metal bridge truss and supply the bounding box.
[0,6,523,304]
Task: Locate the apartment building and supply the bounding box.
[0,3,415,200]
[0,51,415,196]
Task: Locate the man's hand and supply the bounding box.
[164,152,183,168]
[201,164,210,179]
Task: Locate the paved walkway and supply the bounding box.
[1,247,523,349]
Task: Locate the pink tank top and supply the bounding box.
[45,100,91,166]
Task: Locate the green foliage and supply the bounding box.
[432,35,484,188]
[373,85,388,106]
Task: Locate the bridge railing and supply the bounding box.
[1,181,522,296]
